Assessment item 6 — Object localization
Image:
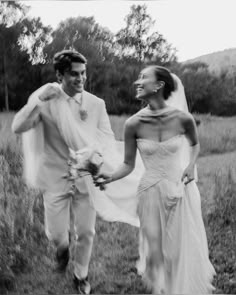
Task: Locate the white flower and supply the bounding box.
[63,146,105,193]
[68,146,103,175]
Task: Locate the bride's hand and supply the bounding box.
[93,172,113,190]
[181,164,195,185]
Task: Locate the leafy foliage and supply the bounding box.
[0,1,52,110]
[171,61,236,115]
[0,3,236,115]
[116,4,176,64]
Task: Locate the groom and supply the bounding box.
[12,50,114,294]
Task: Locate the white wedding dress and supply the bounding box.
[135,134,215,293]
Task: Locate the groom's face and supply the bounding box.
[61,62,87,96]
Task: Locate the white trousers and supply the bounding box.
[43,189,96,279]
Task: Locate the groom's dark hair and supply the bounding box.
[53,50,87,75]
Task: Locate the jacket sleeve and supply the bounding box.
[97,99,115,137]
[11,85,48,134]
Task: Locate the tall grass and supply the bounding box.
[0,112,19,152]
[0,112,236,294]
[0,113,47,293]
[204,170,236,294]
[197,114,236,156]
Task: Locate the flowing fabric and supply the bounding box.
[22,84,48,188]
[167,74,189,113]
[49,94,145,227]
[166,74,198,180]
[22,83,143,227]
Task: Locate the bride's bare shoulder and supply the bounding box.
[125,113,141,129]
[175,110,197,130]
[178,110,194,121]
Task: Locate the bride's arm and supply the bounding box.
[181,113,200,184]
[99,117,138,184]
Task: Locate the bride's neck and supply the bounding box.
[147,97,167,111]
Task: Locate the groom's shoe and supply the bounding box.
[55,247,69,273]
[73,275,91,294]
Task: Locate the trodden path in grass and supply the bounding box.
[7,219,148,295]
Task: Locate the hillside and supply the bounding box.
[184,48,236,75]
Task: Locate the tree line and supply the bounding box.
[0,1,236,116]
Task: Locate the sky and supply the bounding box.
[24,0,236,61]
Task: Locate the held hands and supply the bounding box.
[181,164,195,185]
[38,84,62,102]
[93,172,113,190]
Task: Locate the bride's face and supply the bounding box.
[134,67,158,100]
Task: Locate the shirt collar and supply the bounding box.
[72,92,82,104]
[59,84,82,104]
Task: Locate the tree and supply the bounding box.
[115,4,176,64]
[18,17,52,65]
[177,62,223,113]
[0,1,28,111]
[0,1,52,110]
[44,16,115,62]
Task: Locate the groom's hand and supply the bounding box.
[93,173,113,190]
[38,84,62,102]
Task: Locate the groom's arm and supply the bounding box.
[11,85,48,134]
[12,99,43,134]
[12,83,60,134]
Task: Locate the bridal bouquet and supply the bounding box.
[63,147,105,194]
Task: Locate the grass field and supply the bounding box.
[0,112,235,294]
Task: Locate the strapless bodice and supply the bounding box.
[137,134,185,191]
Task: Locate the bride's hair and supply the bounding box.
[151,66,175,100]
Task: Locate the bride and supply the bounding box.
[96,65,216,294]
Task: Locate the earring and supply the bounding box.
[153,88,160,93]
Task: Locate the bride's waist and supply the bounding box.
[142,167,182,179]
[139,169,183,190]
